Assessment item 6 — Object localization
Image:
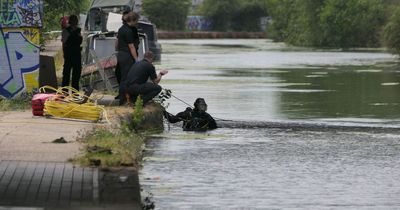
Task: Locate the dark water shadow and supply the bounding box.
[217,119,400,133]
[168,43,254,49]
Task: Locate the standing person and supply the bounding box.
[115,10,132,85]
[61,15,82,90]
[125,51,168,105]
[117,11,140,104]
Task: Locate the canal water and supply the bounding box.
[140,39,400,209]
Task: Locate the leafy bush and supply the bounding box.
[200,0,267,31]
[267,0,385,48]
[132,96,144,128]
[142,0,191,30]
[384,6,400,54]
[200,0,241,31]
[42,0,90,32]
[266,0,294,42]
[319,0,385,48]
[285,0,325,46]
[231,1,268,32]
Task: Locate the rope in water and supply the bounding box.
[169,92,232,122]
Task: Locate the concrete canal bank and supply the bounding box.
[0,103,164,209]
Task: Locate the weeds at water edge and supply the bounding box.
[73,98,147,167]
[73,125,145,167]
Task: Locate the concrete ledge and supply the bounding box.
[109,103,164,132]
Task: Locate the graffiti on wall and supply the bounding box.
[0,0,43,28]
[0,28,40,98]
[0,0,42,98]
[187,16,211,31]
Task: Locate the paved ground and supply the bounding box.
[0,37,142,209]
[0,111,95,162]
[0,161,141,210]
[0,111,141,209]
[0,161,97,208]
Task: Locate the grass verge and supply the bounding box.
[0,93,32,111]
[73,98,156,167]
[74,124,145,167]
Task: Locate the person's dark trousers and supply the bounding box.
[114,63,121,100]
[127,83,162,105]
[117,51,135,105]
[117,51,135,82]
[115,63,121,84]
[62,51,82,91]
[119,81,128,105]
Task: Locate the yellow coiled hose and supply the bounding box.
[40,86,109,123]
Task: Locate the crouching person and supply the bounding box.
[124,51,168,105]
[164,98,217,131]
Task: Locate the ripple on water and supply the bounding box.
[141,127,400,209]
[143,39,400,209]
[381,82,400,86]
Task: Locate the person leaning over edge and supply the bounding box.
[61,14,82,90]
[125,51,168,106]
[117,11,140,105]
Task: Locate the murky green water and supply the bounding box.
[141,39,400,209]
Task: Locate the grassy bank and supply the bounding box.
[73,100,164,168]
[74,124,145,167]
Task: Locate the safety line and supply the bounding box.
[169,93,233,122]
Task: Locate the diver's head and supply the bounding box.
[194,98,207,113]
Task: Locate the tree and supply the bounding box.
[266,0,295,42]
[42,0,90,32]
[231,0,268,32]
[142,0,191,31]
[199,0,241,31]
[319,0,385,48]
[267,0,385,48]
[384,6,400,55]
[284,0,325,46]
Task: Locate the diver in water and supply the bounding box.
[164,98,217,131]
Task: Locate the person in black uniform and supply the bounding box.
[125,51,168,105]
[115,11,140,85]
[164,98,217,131]
[61,15,82,90]
[117,11,140,104]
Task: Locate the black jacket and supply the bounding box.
[165,108,217,131]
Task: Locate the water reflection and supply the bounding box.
[159,39,400,121]
[278,67,400,119]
